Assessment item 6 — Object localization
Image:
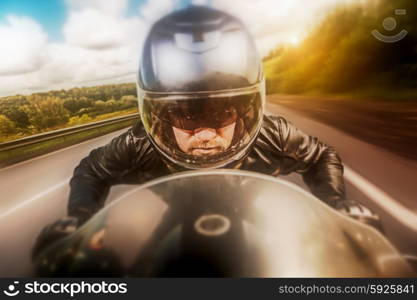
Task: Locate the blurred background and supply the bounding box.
[0,0,415,158]
[0,0,416,159]
[0,0,416,275]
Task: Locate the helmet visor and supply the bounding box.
[139,84,264,169]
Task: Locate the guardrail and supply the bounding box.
[0,113,139,152]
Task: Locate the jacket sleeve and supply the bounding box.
[68,122,144,224]
[264,115,346,205]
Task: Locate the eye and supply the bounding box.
[185,113,197,121]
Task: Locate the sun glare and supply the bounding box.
[290,36,299,46]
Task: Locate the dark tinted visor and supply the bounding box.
[150,94,256,131]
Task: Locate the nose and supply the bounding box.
[194,128,217,141]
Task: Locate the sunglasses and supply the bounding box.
[168,106,237,130]
[149,93,257,131]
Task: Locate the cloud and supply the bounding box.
[0,0,359,96]
[212,0,357,55]
[47,0,152,87]
[0,15,48,76]
[65,0,129,17]
[140,0,176,23]
[63,0,146,50]
[0,0,157,96]
[42,43,140,84]
[192,0,209,5]
[63,9,142,49]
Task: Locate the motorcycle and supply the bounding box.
[33,169,415,277]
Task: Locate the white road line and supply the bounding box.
[344,165,417,231]
[0,179,69,219]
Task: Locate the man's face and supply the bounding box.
[173,122,236,156]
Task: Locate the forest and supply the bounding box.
[0,83,138,143]
[264,0,417,99]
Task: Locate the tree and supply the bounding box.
[68,114,93,126]
[23,95,70,130]
[63,96,94,115]
[0,114,17,135]
[0,82,139,134]
[120,95,137,106]
[264,0,417,95]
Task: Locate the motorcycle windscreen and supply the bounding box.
[33,170,415,277]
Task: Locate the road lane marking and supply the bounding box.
[266,105,417,232]
[344,165,417,231]
[0,180,69,219]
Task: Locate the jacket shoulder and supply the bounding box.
[261,114,291,131]
[126,120,159,166]
[130,119,147,138]
[255,114,291,152]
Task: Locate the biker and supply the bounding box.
[33,5,381,257]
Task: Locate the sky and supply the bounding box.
[0,0,358,97]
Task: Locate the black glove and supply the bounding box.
[334,200,384,233]
[32,216,79,261]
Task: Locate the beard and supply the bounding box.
[172,122,236,157]
[188,136,229,156]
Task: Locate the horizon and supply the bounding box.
[0,0,357,97]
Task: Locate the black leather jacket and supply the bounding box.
[68,114,345,223]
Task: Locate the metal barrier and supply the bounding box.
[0,113,139,152]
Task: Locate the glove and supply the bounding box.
[334,200,384,233]
[32,216,79,261]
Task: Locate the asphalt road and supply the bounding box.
[266,99,417,263]
[0,128,134,276]
[0,97,416,276]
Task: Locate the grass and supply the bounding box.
[0,108,138,144]
[0,119,137,168]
